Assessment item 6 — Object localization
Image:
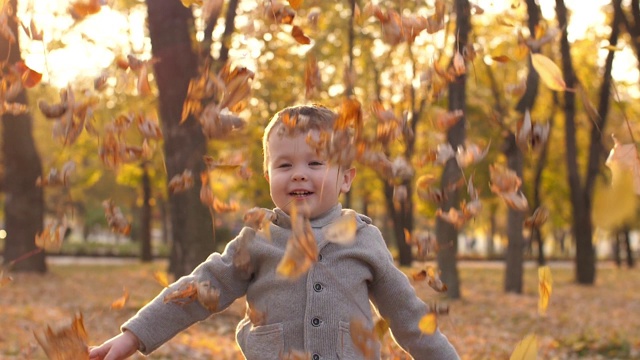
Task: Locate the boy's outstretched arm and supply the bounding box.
[89,330,140,360]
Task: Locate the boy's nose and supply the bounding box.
[292,171,307,181]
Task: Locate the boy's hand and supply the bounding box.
[89,330,140,360]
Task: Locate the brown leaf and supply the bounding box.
[34,313,89,360]
[323,211,357,245]
[276,204,317,279]
[350,318,377,359]
[291,25,311,44]
[168,170,194,194]
[200,172,215,207]
[153,271,170,288]
[102,199,131,235]
[196,280,220,312]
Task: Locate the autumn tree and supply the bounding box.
[436,0,470,299]
[1,0,45,272]
[146,0,214,277]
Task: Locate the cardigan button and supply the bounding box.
[318,253,323,262]
[311,317,321,327]
[313,283,323,292]
[312,354,320,360]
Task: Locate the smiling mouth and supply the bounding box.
[290,191,313,197]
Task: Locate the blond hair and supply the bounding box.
[262,104,338,173]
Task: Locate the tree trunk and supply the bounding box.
[140,162,152,262]
[146,0,214,277]
[1,0,45,273]
[383,181,413,266]
[504,134,525,293]
[436,0,469,299]
[556,0,595,284]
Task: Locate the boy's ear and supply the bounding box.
[340,167,356,193]
[264,172,270,183]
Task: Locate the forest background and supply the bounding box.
[1,0,640,359]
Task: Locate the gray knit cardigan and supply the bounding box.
[122,204,460,360]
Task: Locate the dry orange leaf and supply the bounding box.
[419,312,437,335]
[287,0,303,10]
[531,53,567,91]
[34,313,89,360]
[291,25,311,44]
[110,287,129,310]
[70,0,101,19]
[20,64,42,88]
[538,266,552,315]
[102,199,131,235]
[323,210,357,245]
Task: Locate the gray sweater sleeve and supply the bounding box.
[367,228,460,359]
[122,227,255,354]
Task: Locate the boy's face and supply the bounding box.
[265,129,355,219]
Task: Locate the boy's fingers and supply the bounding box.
[88,345,108,360]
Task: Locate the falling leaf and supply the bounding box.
[0,269,13,288]
[164,281,198,305]
[510,334,538,360]
[34,313,89,360]
[287,0,302,10]
[276,204,317,279]
[304,53,321,99]
[153,271,169,288]
[425,266,448,292]
[350,318,377,359]
[538,266,552,315]
[291,25,311,44]
[525,206,549,228]
[15,61,42,88]
[606,141,640,195]
[200,172,215,207]
[196,280,220,312]
[592,171,637,229]
[419,312,437,335]
[213,197,239,213]
[102,199,131,235]
[168,170,194,194]
[531,53,566,91]
[323,210,357,245]
[36,161,76,187]
[35,222,67,252]
[69,0,102,19]
[247,302,266,326]
[110,288,129,310]
[373,318,389,341]
[491,55,512,63]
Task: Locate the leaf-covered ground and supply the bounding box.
[1,259,638,359]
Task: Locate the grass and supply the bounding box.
[1,260,639,359]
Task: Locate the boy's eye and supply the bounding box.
[277,163,291,168]
[309,161,324,166]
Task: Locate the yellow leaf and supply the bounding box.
[510,334,538,360]
[418,313,437,335]
[531,53,566,91]
[538,266,552,315]
[323,211,357,245]
[592,172,638,229]
[153,271,170,288]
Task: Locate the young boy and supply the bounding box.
[89,104,459,360]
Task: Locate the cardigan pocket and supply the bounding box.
[237,322,284,360]
[337,321,363,360]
